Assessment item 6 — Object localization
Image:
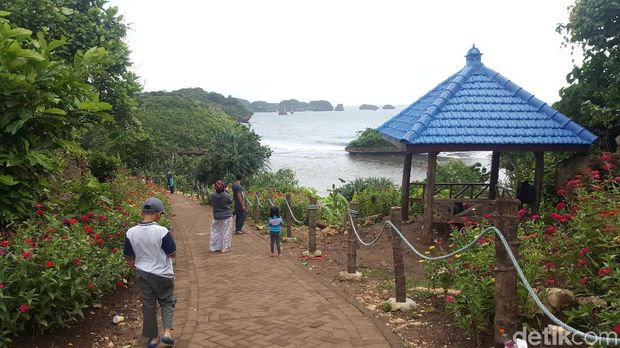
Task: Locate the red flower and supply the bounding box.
[576,258,588,268]
[116,280,126,288]
[43,235,54,242]
[21,251,33,259]
[578,247,589,257]
[86,212,95,218]
[97,214,107,222]
[483,213,493,219]
[44,260,55,268]
[82,225,94,234]
[613,324,620,335]
[86,282,94,289]
[80,215,91,223]
[544,261,554,270]
[34,203,44,210]
[35,209,45,216]
[446,295,455,303]
[24,237,36,248]
[518,208,527,219]
[550,247,559,254]
[0,240,9,247]
[614,176,620,183]
[111,247,119,253]
[545,226,557,235]
[603,162,614,171]
[65,218,78,225]
[557,188,568,196]
[600,153,613,162]
[578,277,591,285]
[544,278,556,286]
[598,267,612,277]
[72,258,81,265]
[531,214,540,220]
[449,268,456,274]
[122,222,129,227]
[18,304,29,313]
[0,282,4,289]
[590,170,600,179]
[556,202,566,210]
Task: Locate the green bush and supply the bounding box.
[333,177,395,201]
[354,187,400,218]
[88,152,122,182]
[346,128,392,149]
[246,168,300,194]
[0,174,170,345]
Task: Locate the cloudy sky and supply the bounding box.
[107,0,578,106]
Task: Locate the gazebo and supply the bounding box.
[377,45,597,243]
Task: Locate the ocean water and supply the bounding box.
[249,107,491,195]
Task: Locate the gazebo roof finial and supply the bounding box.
[466,44,482,65]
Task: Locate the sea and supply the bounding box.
[249,106,491,195]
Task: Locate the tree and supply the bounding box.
[555,0,620,151]
[0,13,110,226]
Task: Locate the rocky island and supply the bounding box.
[382,104,395,109]
[335,104,344,111]
[345,128,402,154]
[359,104,379,111]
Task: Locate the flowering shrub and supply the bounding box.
[423,152,619,338]
[353,186,400,218]
[0,174,169,345]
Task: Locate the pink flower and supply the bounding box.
[544,278,556,286]
[0,282,4,289]
[518,208,527,219]
[614,177,620,183]
[18,304,29,313]
[613,324,620,335]
[446,295,455,303]
[531,214,540,220]
[544,261,554,270]
[557,188,568,196]
[0,249,6,257]
[603,162,614,171]
[556,202,566,210]
[600,153,613,162]
[578,247,589,257]
[484,213,493,219]
[449,268,456,274]
[576,258,588,268]
[598,267,612,277]
[0,240,8,247]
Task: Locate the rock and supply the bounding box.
[338,271,363,281]
[545,288,576,311]
[308,100,334,111]
[382,104,396,109]
[255,224,265,231]
[335,104,344,111]
[323,227,338,236]
[366,304,377,311]
[576,296,607,308]
[547,324,570,336]
[412,286,461,296]
[107,342,115,348]
[359,104,379,111]
[387,297,417,312]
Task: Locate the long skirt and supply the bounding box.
[210,217,232,252]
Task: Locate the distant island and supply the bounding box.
[359,104,379,111]
[237,98,335,113]
[335,104,344,111]
[382,104,395,109]
[345,128,401,154]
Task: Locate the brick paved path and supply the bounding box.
[169,194,400,347]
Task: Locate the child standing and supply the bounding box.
[124,197,177,348]
[268,206,284,257]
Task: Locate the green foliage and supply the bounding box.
[435,160,489,183]
[171,88,253,122]
[0,173,170,344]
[424,152,620,338]
[87,151,121,182]
[555,0,620,151]
[318,187,349,226]
[353,187,400,218]
[333,176,395,201]
[0,16,110,227]
[246,168,300,193]
[346,128,393,149]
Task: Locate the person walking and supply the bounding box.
[209,180,233,252]
[124,197,177,348]
[166,173,175,194]
[268,206,284,257]
[232,174,246,234]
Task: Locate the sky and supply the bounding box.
[107,0,578,106]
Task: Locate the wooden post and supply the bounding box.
[401,152,413,221]
[423,152,438,244]
[308,197,317,253]
[494,198,520,348]
[253,194,260,222]
[390,207,406,302]
[285,193,293,238]
[533,151,544,214]
[347,202,359,274]
[489,151,500,199]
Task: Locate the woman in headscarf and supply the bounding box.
[209,180,233,252]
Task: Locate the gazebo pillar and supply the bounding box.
[533,152,544,214]
[400,152,413,221]
[423,152,438,244]
[488,151,500,199]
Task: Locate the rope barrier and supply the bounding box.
[243,192,253,207]
[347,206,620,346]
[254,193,265,208]
[267,197,275,207]
[347,210,388,246]
[283,197,309,224]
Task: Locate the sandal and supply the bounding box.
[161,336,175,346]
[147,337,160,348]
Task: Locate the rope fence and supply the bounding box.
[346,208,620,346]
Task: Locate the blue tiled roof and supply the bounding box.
[377,46,597,149]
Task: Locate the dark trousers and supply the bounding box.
[235,209,245,232]
[136,270,176,339]
[169,186,175,194]
[270,232,281,254]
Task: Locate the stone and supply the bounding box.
[255,224,265,231]
[412,286,461,296]
[338,271,363,281]
[107,342,115,348]
[387,297,417,312]
[576,296,607,308]
[302,250,322,257]
[545,288,576,311]
[335,103,344,111]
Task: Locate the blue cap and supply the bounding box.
[142,197,165,214]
